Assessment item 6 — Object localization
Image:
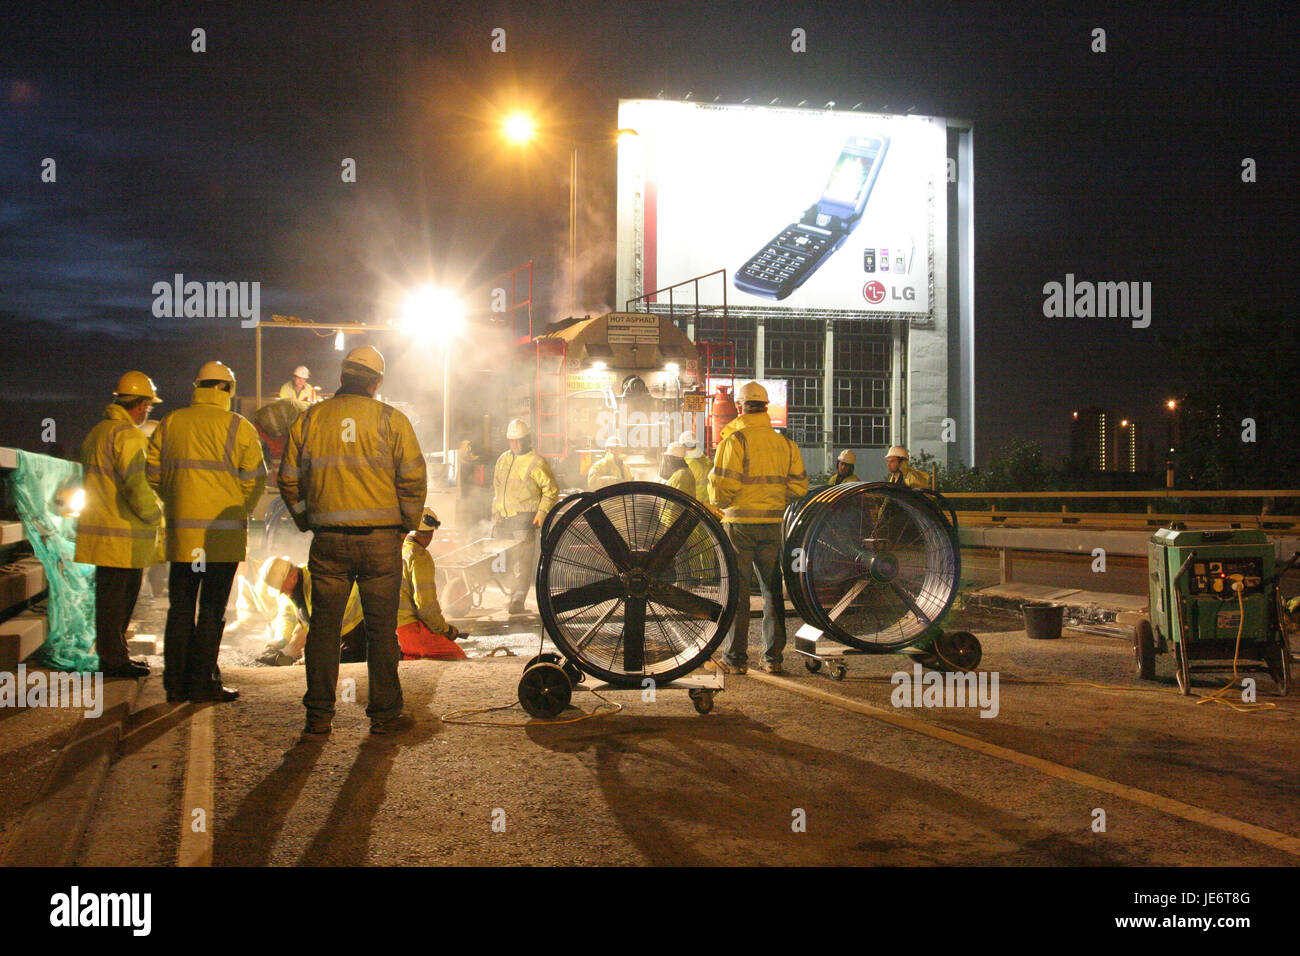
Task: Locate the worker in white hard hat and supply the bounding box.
[279,365,315,404]
[75,371,164,679]
[709,381,808,675]
[679,430,713,505]
[830,449,859,485]
[147,361,266,704]
[587,434,632,490]
[492,418,559,615]
[279,344,427,736]
[397,507,468,660]
[257,555,367,666]
[885,445,931,489]
[658,441,695,497]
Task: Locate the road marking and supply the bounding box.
[176,704,215,867]
[748,671,1300,858]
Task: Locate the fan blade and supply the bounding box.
[623,596,647,671]
[649,583,723,621]
[552,576,625,614]
[826,577,870,622]
[583,505,633,570]
[887,579,932,627]
[645,508,701,574]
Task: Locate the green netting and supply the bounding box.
[6,450,98,672]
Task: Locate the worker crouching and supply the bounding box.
[258,556,367,666]
[397,508,467,660]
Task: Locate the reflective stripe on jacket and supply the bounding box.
[708,412,809,524]
[147,387,266,563]
[492,448,558,520]
[399,536,448,632]
[587,452,631,489]
[279,391,427,530]
[75,404,163,568]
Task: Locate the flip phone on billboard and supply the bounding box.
[734,135,889,300]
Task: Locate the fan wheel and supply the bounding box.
[518,662,573,718]
[536,481,739,687]
[783,482,961,653]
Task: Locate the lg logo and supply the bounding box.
[862,282,916,305]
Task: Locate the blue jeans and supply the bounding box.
[305,528,404,721]
[723,522,787,666]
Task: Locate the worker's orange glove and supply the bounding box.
[532,512,544,527]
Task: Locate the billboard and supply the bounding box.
[617,100,946,314]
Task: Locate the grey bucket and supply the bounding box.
[1022,602,1065,640]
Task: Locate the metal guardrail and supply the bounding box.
[941,489,1300,530]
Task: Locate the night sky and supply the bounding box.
[2,0,1296,462]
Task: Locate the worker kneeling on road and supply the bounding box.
[587,435,631,490]
[830,449,858,485]
[258,556,367,666]
[397,508,468,661]
[709,382,809,675]
[885,445,930,489]
[491,419,558,616]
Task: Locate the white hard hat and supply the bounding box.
[139,419,159,439]
[604,435,623,449]
[666,442,687,459]
[506,419,530,440]
[838,450,856,465]
[195,360,236,386]
[885,445,909,460]
[260,555,295,593]
[738,381,769,404]
[343,345,385,376]
[678,430,697,448]
[418,507,440,532]
[293,365,310,380]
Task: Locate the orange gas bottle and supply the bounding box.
[710,385,737,448]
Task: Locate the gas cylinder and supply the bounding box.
[710,385,737,448]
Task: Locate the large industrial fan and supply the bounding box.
[520,482,740,717]
[782,481,980,678]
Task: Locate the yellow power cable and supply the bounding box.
[1193,581,1276,713]
[441,688,624,727]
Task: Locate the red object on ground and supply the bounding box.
[396,621,467,661]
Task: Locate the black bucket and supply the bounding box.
[1022,602,1065,640]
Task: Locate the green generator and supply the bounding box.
[1140,526,1294,696]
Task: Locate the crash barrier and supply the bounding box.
[521,482,739,716]
[782,482,982,676]
[0,448,97,672]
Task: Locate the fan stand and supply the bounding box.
[516,652,725,717]
[792,623,982,681]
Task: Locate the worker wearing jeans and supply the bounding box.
[708,382,808,674]
[490,419,558,615]
[304,528,405,721]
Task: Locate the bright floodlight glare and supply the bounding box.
[334,329,345,351]
[68,488,85,517]
[1166,399,1177,410]
[664,362,680,375]
[590,360,607,370]
[504,112,536,143]
[401,285,465,339]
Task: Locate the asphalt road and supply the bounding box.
[64,605,1300,867]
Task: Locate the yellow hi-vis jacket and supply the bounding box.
[279,390,427,531]
[709,412,808,524]
[686,455,712,504]
[278,381,314,403]
[888,462,932,490]
[399,535,448,632]
[662,465,695,497]
[146,388,266,563]
[273,566,364,652]
[587,452,631,489]
[829,469,858,485]
[75,404,163,568]
[492,448,558,521]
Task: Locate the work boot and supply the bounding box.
[303,715,332,736]
[370,712,415,735]
[508,598,527,616]
[102,660,150,678]
[758,661,785,675]
[189,686,240,703]
[714,657,747,676]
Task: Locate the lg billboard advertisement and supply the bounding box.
[616,100,948,314]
